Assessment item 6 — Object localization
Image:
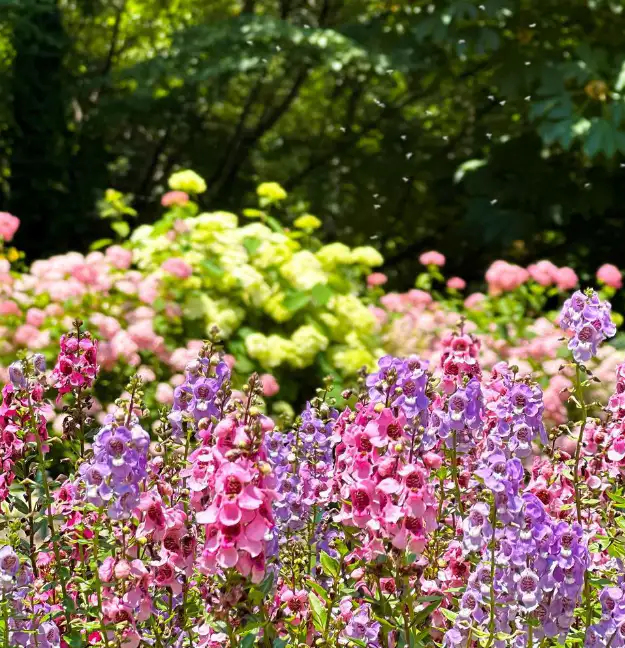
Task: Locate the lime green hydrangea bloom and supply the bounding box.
[350,246,384,267]
[316,242,353,268]
[257,182,287,202]
[169,170,207,194]
[280,251,328,291]
[294,214,322,230]
[289,325,329,368]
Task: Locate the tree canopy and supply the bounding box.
[1,0,625,288]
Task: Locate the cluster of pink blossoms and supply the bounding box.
[51,329,98,397]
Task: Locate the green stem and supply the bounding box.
[487,503,497,648]
[31,401,72,630]
[451,431,464,515]
[528,622,533,648]
[2,596,9,648]
[572,364,594,637]
[150,615,164,648]
[92,518,110,648]
[572,364,587,525]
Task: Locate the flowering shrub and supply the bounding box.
[1,288,625,647]
[375,255,625,429]
[0,174,383,428]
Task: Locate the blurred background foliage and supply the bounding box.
[1,0,625,289]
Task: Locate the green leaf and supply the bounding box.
[308,592,328,632]
[90,238,114,250]
[243,236,262,255]
[319,551,340,578]
[282,292,311,312]
[584,119,615,158]
[111,220,130,238]
[241,632,257,647]
[200,260,224,278]
[311,283,333,306]
[411,598,442,628]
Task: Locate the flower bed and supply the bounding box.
[0,288,624,647]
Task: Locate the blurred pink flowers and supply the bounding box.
[0,212,20,242]
[597,263,622,289]
[419,250,445,267]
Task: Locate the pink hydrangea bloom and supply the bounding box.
[597,263,622,289]
[106,245,133,270]
[485,260,529,295]
[161,258,193,279]
[555,266,578,291]
[260,374,280,397]
[161,191,190,207]
[367,272,388,287]
[464,292,486,310]
[527,260,559,286]
[419,250,446,267]
[0,212,20,242]
[446,277,466,290]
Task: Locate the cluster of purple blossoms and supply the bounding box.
[559,289,617,363]
[448,494,589,647]
[586,576,625,648]
[0,547,57,648]
[366,354,433,449]
[430,377,484,453]
[342,603,381,647]
[76,411,150,519]
[267,402,337,537]
[168,355,230,437]
[485,364,547,458]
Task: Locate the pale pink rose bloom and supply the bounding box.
[155,383,174,405]
[260,374,280,397]
[464,292,486,310]
[555,266,578,291]
[418,250,445,266]
[527,260,558,286]
[0,300,20,316]
[596,263,622,289]
[0,212,20,241]
[446,277,466,290]
[161,258,193,279]
[106,245,133,270]
[367,272,388,287]
[161,191,189,207]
